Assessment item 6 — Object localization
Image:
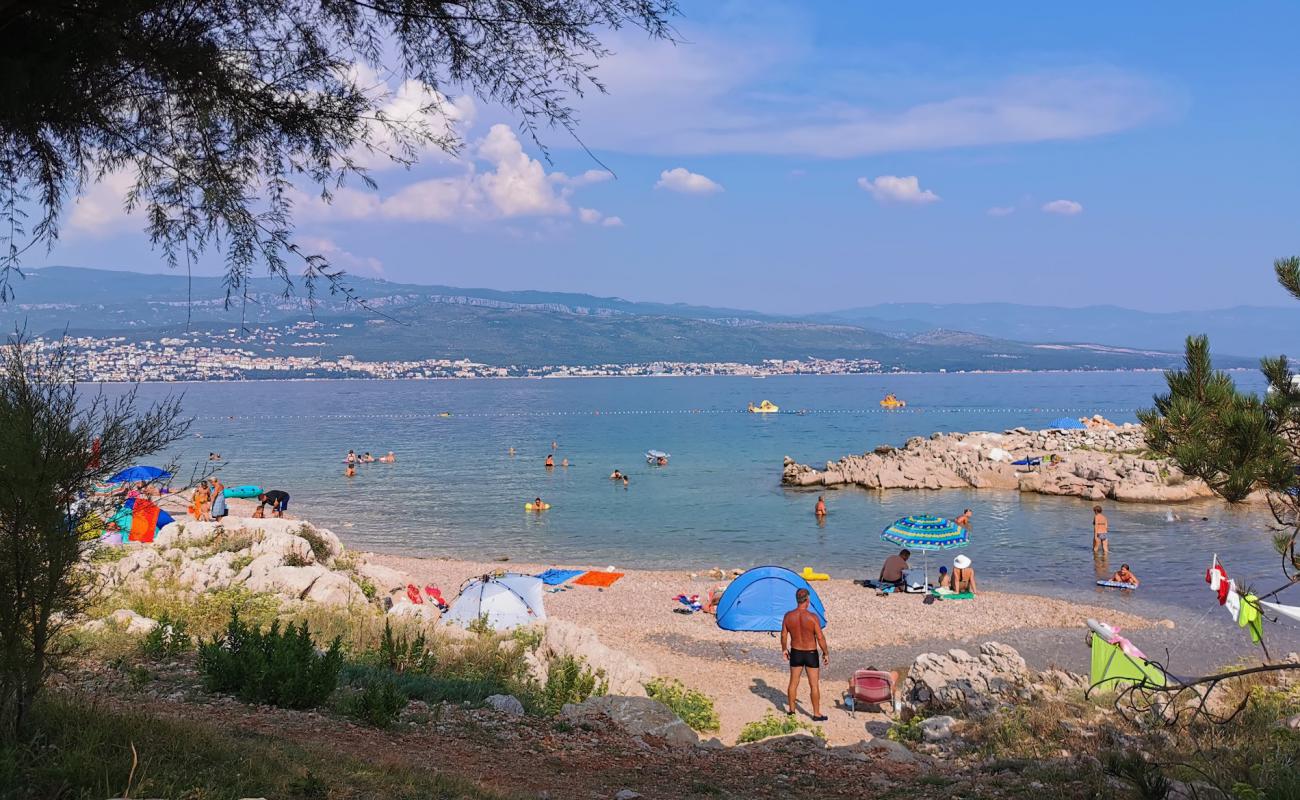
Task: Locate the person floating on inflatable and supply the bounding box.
[1111,564,1139,587]
[526,497,550,511]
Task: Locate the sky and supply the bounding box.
[33,1,1300,314]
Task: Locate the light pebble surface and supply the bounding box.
[372,552,1147,745]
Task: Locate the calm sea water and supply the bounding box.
[113,371,1299,659]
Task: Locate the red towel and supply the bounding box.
[128,498,161,543]
[573,570,625,588]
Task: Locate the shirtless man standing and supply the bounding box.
[781,588,829,721]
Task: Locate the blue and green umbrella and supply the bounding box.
[881,515,970,587]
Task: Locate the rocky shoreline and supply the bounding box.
[782,423,1222,504]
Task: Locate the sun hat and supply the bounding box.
[953,555,972,569]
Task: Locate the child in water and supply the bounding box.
[1111,564,1139,586]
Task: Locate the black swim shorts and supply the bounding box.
[789,648,820,669]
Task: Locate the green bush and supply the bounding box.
[294,524,333,563]
[341,663,512,707]
[645,678,719,732]
[336,673,408,727]
[529,655,606,717]
[282,551,311,567]
[373,620,436,673]
[887,713,927,743]
[198,609,342,709]
[140,614,192,659]
[737,711,825,744]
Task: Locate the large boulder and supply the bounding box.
[539,620,655,697]
[302,570,367,606]
[561,695,698,746]
[905,642,1032,717]
[244,564,331,600]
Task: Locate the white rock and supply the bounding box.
[244,565,330,600]
[920,715,956,742]
[539,620,655,697]
[303,571,367,606]
[561,696,698,747]
[485,694,525,716]
[108,608,159,635]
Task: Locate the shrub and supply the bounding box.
[198,609,342,709]
[737,711,825,744]
[104,584,280,640]
[887,714,927,743]
[645,678,719,732]
[341,663,512,707]
[208,528,261,554]
[294,524,333,563]
[282,551,311,567]
[529,655,606,717]
[374,620,435,674]
[88,543,130,564]
[140,615,192,659]
[335,673,407,727]
[356,576,377,599]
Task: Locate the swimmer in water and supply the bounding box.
[610,469,623,480]
[815,495,826,518]
[531,496,545,510]
[622,476,629,488]
[545,454,554,469]
[508,447,515,456]
[561,458,569,468]
[1111,564,1139,586]
[552,441,558,450]
[345,463,356,478]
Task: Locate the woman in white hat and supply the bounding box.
[951,554,977,595]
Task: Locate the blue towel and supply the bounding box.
[537,568,584,586]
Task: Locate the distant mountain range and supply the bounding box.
[0,266,1270,372]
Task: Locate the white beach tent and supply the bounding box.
[444,573,547,631]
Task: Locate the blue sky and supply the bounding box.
[36,1,1299,313]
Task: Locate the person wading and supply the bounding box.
[781,587,829,721]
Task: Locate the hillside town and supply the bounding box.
[38,333,886,381]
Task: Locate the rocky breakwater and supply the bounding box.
[783,423,1216,504]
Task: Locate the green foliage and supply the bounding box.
[645,678,719,732]
[0,334,188,738]
[356,576,377,599]
[887,713,928,743]
[1138,335,1297,503]
[529,655,607,717]
[1104,750,1172,800]
[467,614,494,637]
[335,673,408,728]
[374,620,436,674]
[140,615,192,660]
[737,711,825,744]
[294,524,333,564]
[0,692,505,799]
[103,584,280,640]
[282,551,312,567]
[88,544,130,564]
[198,609,342,709]
[207,527,262,554]
[341,663,512,707]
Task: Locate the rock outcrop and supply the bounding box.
[905,642,1086,719]
[783,424,1218,504]
[561,695,699,747]
[536,619,656,697]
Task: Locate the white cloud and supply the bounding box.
[577,207,602,224]
[1042,199,1083,215]
[296,235,384,275]
[67,170,137,236]
[343,63,476,171]
[987,205,1016,217]
[655,167,724,194]
[601,216,624,227]
[295,124,612,226]
[857,175,940,205]
[573,23,1182,158]
[550,169,613,187]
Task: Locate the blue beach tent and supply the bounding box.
[1048,417,1087,430]
[715,566,827,632]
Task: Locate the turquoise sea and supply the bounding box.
[118,370,1298,661]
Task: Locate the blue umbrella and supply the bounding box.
[106,465,171,484]
[881,515,970,588]
[1048,417,1087,430]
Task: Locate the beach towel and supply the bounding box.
[128,498,161,543]
[930,589,975,600]
[573,570,624,588]
[537,568,584,586]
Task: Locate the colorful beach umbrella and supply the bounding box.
[881,515,969,551]
[881,515,969,588]
[106,465,171,484]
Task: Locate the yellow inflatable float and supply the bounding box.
[879,394,907,409]
[800,566,829,581]
[748,400,780,414]
[525,502,551,511]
